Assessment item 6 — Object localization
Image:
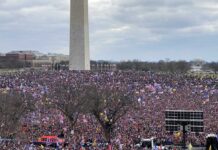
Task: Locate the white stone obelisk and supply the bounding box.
[69,0,90,70]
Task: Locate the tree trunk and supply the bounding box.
[103,126,112,143]
[70,122,75,130]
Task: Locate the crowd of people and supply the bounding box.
[0,70,217,149]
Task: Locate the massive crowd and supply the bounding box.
[0,70,217,149]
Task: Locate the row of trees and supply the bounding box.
[48,81,135,142]
[38,60,218,73]
[202,62,218,73]
[117,60,218,73]
[0,82,135,143]
[117,60,191,73]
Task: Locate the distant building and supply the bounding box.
[6,51,35,61]
[31,51,45,58]
[47,53,69,63]
[0,51,70,69]
[190,59,206,73]
[0,56,7,62]
[191,65,202,72]
[30,54,69,69]
[31,59,52,68]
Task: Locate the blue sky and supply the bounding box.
[0,0,218,61]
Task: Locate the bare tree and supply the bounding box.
[0,91,35,138]
[204,62,218,73]
[84,85,135,143]
[48,81,89,130]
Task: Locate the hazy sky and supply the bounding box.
[0,0,218,61]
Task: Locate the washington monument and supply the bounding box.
[69,0,90,70]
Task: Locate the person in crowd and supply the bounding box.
[0,70,217,149]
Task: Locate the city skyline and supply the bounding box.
[0,0,218,62]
